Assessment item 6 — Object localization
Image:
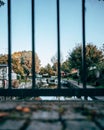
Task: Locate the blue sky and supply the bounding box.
[0,0,104,67]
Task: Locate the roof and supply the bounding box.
[0,64,8,68]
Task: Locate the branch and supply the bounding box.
[0,0,5,7]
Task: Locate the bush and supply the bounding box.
[12,80,19,88]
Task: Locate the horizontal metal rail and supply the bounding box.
[0,88,104,97]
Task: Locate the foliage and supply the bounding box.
[51,54,58,72]
[86,44,103,69]
[0,51,41,76]
[0,0,5,7]
[12,58,24,75]
[96,44,104,85]
[40,67,46,75]
[45,64,55,76]
[0,55,8,64]
[51,53,71,76]
[68,43,104,83]
[68,43,103,72]
[51,53,63,72]
[40,64,54,76]
[61,60,70,73]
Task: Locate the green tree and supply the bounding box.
[68,43,103,80]
[0,0,5,7]
[68,44,82,71]
[97,44,104,79]
[61,60,70,74]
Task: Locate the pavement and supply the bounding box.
[0,100,104,130]
[68,79,104,101]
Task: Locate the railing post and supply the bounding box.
[31,0,36,89]
[7,0,12,89]
[56,0,61,89]
[82,0,87,99]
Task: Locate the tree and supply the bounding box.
[40,64,54,76]
[20,51,41,74]
[101,43,104,54]
[97,44,104,76]
[45,64,54,76]
[68,43,103,80]
[0,51,41,77]
[35,53,41,73]
[51,54,58,72]
[0,0,5,7]
[12,58,24,75]
[68,44,82,71]
[51,53,63,72]
[0,55,8,64]
[40,67,47,75]
[61,60,70,74]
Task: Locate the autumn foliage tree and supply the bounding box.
[0,51,41,77]
[0,54,8,64]
[40,64,54,76]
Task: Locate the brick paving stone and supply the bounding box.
[62,113,87,120]
[42,104,59,111]
[95,118,104,129]
[9,111,31,119]
[99,110,104,115]
[31,111,59,120]
[65,121,100,130]
[0,120,26,130]
[0,102,16,110]
[26,121,62,130]
[85,105,101,114]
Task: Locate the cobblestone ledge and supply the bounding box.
[0,100,104,130]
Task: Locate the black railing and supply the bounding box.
[0,0,104,98]
[8,0,12,89]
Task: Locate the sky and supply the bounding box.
[0,0,104,67]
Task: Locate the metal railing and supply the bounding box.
[0,0,104,98]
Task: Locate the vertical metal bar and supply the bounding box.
[56,0,61,89]
[31,0,36,88]
[82,0,86,89]
[82,0,87,100]
[7,0,12,89]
